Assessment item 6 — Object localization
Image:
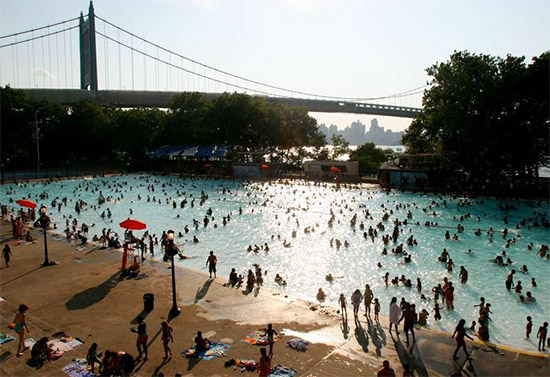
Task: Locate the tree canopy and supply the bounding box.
[0,87,325,168]
[402,51,549,181]
[349,142,387,175]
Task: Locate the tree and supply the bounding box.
[349,142,386,175]
[330,134,350,160]
[402,51,549,182]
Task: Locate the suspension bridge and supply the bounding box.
[0,2,425,118]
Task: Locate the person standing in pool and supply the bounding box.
[452,319,473,360]
[206,251,217,279]
[459,266,468,284]
[506,269,515,291]
[13,304,30,357]
[537,322,548,351]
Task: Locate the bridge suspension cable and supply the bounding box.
[0,16,81,40]
[0,25,79,49]
[95,14,427,103]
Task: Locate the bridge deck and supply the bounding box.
[20,89,421,118]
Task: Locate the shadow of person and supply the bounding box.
[340,315,350,339]
[354,320,369,353]
[151,357,170,376]
[65,271,122,310]
[242,285,254,296]
[393,338,429,377]
[187,355,201,371]
[367,318,385,356]
[194,278,213,303]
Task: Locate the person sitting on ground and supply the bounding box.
[325,273,334,282]
[194,331,211,353]
[227,268,238,287]
[274,274,284,284]
[25,231,34,242]
[31,337,52,367]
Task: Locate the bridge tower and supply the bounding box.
[79,1,98,90]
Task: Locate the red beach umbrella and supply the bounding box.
[261,164,269,169]
[16,199,37,208]
[330,167,340,173]
[119,218,147,230]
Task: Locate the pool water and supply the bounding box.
[2,175,549,350]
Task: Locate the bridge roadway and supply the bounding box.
[21,89,421,118]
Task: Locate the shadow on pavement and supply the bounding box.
[65,271,122,310]
[354,319,369,353]
[194,278,213,303]
[0,266,42,287]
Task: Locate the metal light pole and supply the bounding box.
[39,205,55,266]
[166,230,180,317]
[35,111,41,172]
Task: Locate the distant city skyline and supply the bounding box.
[318,118,403,146]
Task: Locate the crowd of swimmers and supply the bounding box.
[2,175,550,359]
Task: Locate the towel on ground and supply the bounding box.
[269,364,297,376]
[61,362,94,377]
[49,339,75,353]
[241,329,283,346]
[0,334,15,344]
[181,341,231,361]
[25,338,37,349]
[286,338,309,351]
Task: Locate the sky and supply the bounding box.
[1,0,548,132]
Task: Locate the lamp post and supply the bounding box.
[166,230,180,317]
[39,205,55,266]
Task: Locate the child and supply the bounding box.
[526,316,533,338]
[469,321,476,333]
[87,343,102,374]
[338,293,347,318]
[262,324,278,356]
[433,304,441,321]
[374,298,380,321]
[537,322,548,351]
[160,321,173,359]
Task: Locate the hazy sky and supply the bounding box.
[1,0,548,132]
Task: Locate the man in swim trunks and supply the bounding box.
[206,251,217,278]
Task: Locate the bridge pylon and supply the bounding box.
[79,1,98,90]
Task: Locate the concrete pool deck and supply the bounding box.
[0,223,548,377]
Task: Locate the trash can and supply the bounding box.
[143,293,154,311]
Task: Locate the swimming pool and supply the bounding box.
[2,175,549,350]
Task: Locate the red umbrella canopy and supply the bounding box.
[119,218,147,230]
[260,164,269,169]
[330,167,340,173]
[16,199,37,208]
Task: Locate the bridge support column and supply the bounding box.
[79,1,98,90]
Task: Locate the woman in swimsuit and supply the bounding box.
[14,304,30,357]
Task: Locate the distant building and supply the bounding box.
[319,118,403,145]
